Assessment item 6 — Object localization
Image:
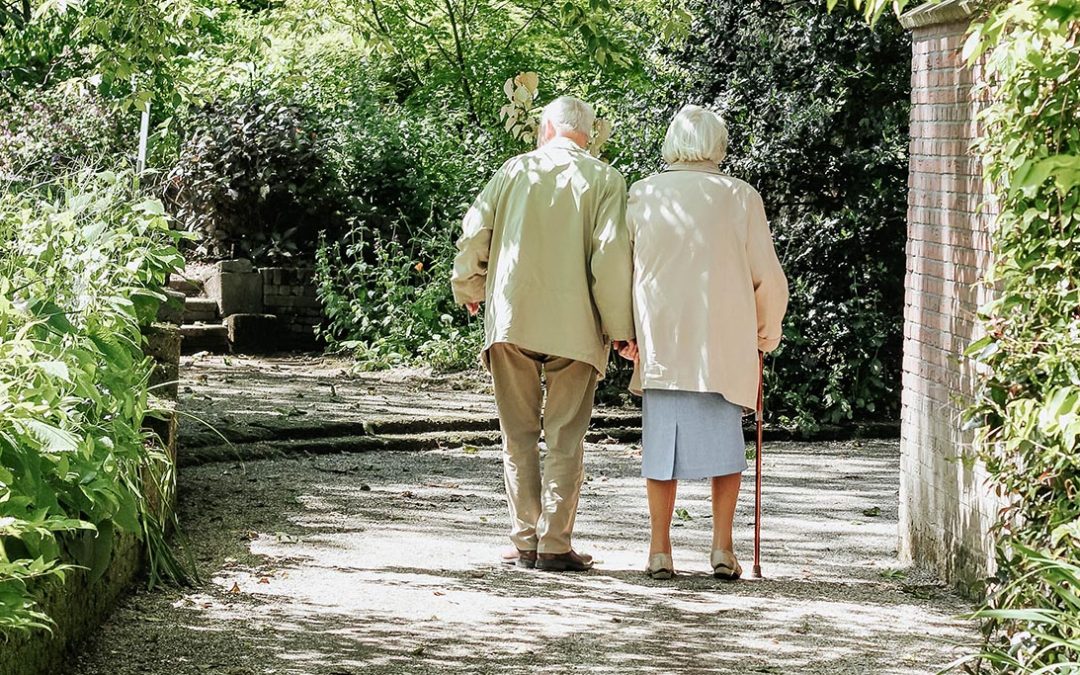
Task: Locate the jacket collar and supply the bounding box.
[542,135,588,152]
[665,160,722,175]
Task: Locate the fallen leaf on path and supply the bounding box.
[675,507,693,521]
[862,506,882,517]
[462,446,479,455]
[433,591,446,596]
[257,577,271,584]
[229,582,241,594]
[411,646,426,656]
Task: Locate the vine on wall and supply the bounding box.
[838,0,1080,671]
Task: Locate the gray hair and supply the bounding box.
[540,96,596,137]
[662,105,729,165]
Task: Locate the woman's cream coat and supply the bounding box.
[627,162,789,410]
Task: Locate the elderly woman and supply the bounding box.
[620,105,788,580]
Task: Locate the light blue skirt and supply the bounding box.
[641,389,748,480]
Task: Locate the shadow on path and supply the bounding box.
[72,437,974,675]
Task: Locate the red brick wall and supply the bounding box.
[898,12,998,595]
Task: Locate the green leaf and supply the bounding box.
[23,420,80,453]
[35,360,70,382]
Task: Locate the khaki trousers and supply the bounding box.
[487,342,598,554]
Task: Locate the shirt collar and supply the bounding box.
[542,135,588,152]
[665,160,722,175]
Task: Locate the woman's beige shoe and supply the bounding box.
[646,552,675,580]
[711,550,742,580]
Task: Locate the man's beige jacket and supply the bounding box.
[451,136,635,373]
[627,162,789,410]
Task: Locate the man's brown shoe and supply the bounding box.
[536,550,594,572]
[501,547,537,569]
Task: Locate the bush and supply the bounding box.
[958,0,1080,670]
[164,54,444,264]
[165,89,342,262]
[0,171,186,633]
[678,0,910,428]
[315,224,482,372]
[0,85,130,184]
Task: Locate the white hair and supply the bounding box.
[662,105,729,165]
[540,96,596,137]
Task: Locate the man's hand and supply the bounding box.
[613,339,638,363]
[466,302,482,317]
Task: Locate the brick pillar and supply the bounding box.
[898,0,999,596]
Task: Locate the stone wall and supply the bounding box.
[260,266,323,349]
[898,0,998,596]
[0,313,182,675]
[0,533,142,675]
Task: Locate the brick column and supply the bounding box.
[898,0,998,595]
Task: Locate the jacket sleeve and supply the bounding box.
[589,171,635,342]
[451,170,501,305]
[747,191,789,353]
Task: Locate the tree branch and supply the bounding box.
[356,0,424,90]
[504,3,547,51]
[442,0,480,126]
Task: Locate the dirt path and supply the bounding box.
[72,412,975,674]
[69,356,976,674]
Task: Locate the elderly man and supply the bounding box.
[451,96,634,572]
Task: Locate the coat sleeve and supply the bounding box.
[589,171,635,342]
[451,169,502,305]
[747,191,789,353]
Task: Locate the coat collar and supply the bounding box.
[542,135,588,152]
[665,160,722,175]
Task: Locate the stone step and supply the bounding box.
[179,323,230,354]
[176,413,902,466]
[180,426,645,467]
[183,297,219,323]
[156,289,188,325]
[178,411,646,451]
[178,430,504,466]
[168,275,204,297]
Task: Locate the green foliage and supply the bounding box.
[165,89,342,261]
[956,2,1080,671]
[0,171,186,634]
[292,0,690,127]
[680,0,911,428]
[0,83,130,184]
[0,0,227,108]
[315,227,482,372]
[0,1,82,91]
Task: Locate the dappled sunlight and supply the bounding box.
[97,438,978,674]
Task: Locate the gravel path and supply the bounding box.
[71,434,976,674]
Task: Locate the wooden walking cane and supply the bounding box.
[752,351,765,579]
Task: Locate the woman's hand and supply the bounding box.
[614,339,639,363]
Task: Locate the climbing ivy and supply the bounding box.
[838,0,1080,671]
[960,2,1080,670]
